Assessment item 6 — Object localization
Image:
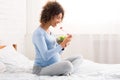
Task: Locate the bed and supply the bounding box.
[0,45,120,80]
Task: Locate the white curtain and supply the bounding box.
[93,34,120,63]
[63,34,120,64]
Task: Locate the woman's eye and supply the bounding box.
[56,16,60,19]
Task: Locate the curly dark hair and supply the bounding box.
[40,1,64,24]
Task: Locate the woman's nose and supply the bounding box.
[58,19,62,23]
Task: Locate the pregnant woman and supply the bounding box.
[32,1,82,76]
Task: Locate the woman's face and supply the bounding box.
[50,13,63,27]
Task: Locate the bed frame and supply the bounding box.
[0,44,17,50]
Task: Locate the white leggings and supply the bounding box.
[32,56,83,76]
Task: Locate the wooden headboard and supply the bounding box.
[0,44,17,50]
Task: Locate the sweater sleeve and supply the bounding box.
[56,43,64,54]
[33,34,63,61]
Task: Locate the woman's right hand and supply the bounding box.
[60,34,72,48]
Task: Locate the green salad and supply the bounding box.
[57,35,66,44]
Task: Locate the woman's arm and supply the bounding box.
[33,34,63,61]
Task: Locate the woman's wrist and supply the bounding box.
[62,48,64,51]
[60,43,66,48]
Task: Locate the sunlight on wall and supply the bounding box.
[57,0,120,34]
[26,0,120,34]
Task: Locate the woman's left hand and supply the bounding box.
[60,34,72,48]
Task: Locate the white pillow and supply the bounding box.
[0,61,6,73]
[0,45,33,73]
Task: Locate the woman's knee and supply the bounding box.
[63,61,73,72]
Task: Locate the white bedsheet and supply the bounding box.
[0,59,120,80]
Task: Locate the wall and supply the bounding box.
[1,0,120,63]
[57,0,120,34]
[25,0,120,63]
[0,0,26,53]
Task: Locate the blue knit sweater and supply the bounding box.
[32,26,63,67]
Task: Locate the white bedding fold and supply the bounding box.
[1,59,120,80]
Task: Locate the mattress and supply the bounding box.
[0,59,120,80]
